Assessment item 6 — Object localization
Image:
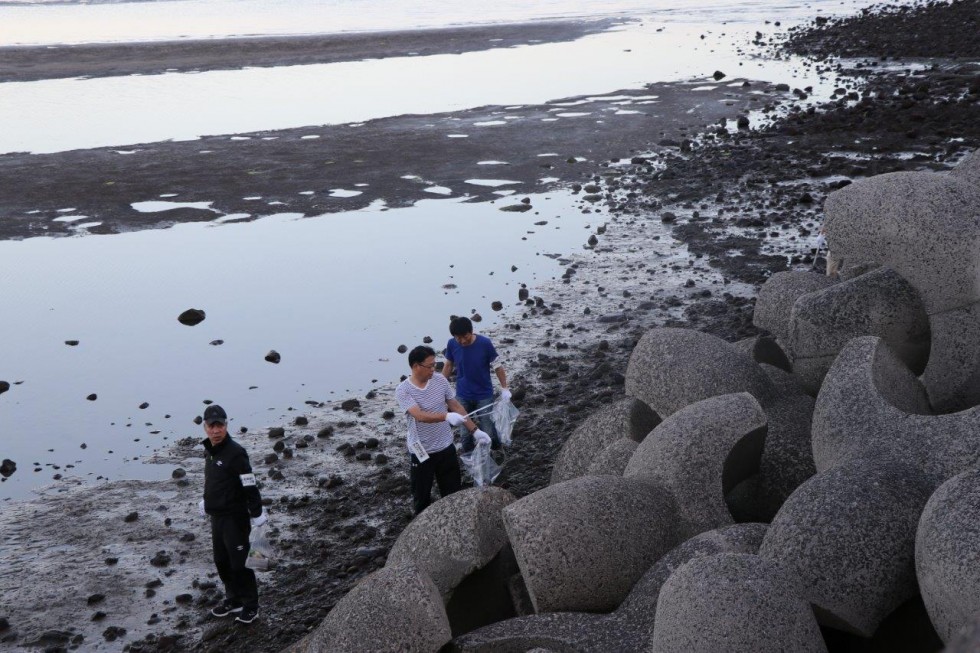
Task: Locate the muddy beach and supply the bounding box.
[1,1,979,651]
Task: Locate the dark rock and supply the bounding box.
[800,192,814,203]
[661,212,678,223]
[472,313,483,322]
[65,340,79,346]
[92,612,107,621]
[87,594,105,605]
[193,415,203,425]
[356,452,372,461]
[341,399,361,411]
[294,416,308,426]
[375,454,389,465]
[177,308,206,326]
[269,427,285,439]
[150,552,171,567]
[104,557,118,565]
[138,402,149,410]
[382,410,395,420]
[492,301,503,311]
[587,234,599,247]
[124,512,139,523]
[713,70,726,80]
[103,626,126,642]
[397,344,408,353]
[264,454,279,465]
[273,440,285,453]
[500,204,532,212]
[317,426,334,438]
[518,288,529,301]
[86,393,97,401]
[175,594,193,604]
[0,459,16,478]
[282,448,293,459]
[171,469,186,480]
[365,437,380,449]
[264,350,281,364]
[737,115,750,129]
[209,339,224,346]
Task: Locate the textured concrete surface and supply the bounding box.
[549,397,659,485]
[812,336,980,483]
[916,468,980,643]
[302,562,451,652]
[949,148,980,186]
[823,170,980,314]
[624,328,772,419]
[450,523,768,653]
[754,270,838,352]
[651,553,827,653]
[624,392,767,538]
[585,438,638,477]
[387,486,515,600]
[920,301,980,413]
[503,475,677,613]
[760,457,935,637]
[789,267,930,393]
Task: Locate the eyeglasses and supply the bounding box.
[418,361,438,370]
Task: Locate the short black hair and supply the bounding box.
[449,316,473,337]
[408,345,436,367]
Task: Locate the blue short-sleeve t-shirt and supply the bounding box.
[445,334,498,401]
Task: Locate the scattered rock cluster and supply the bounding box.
[289,152,980,651]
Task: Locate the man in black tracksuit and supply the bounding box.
[200,404,267,624]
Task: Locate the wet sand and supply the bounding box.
[0,20,618,82]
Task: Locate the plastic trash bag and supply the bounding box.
[493,399,520,447]
[459,441,502,487]
[246,523,276,572]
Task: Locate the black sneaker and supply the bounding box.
[235,607,259,624]
[210,600,243,617]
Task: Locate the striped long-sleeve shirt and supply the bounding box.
[395,373,455,454]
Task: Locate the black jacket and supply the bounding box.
[203,436,262,518]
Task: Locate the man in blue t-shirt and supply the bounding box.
[442,316,511,453]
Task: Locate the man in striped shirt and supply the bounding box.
[396,345,491,514]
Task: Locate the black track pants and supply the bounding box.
[410,443,461,515]
[210,512,258,610]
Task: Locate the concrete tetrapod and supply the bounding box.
[625,327,815,520]
[623,392,767,539]
[502,475,677,614]
[812,336,980,483]
[387,486,516,601]
[651,553,827,653]
[759,457,936,637]
[949,148,980,186]
[449,523,767,653]
[585,438,638,477]
[297,562,450,653]
[823,170,980,411]
[916,468,980,643]
[753,270,838,354]
[788,267,930,394]
[549,397,659,485]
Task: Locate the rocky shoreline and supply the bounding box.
[1,0,979,651]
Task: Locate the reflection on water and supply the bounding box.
[0,191,595,498]
[2,17,852,155]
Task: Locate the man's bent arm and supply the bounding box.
[442,360,454,380]
[495,364,508,389]
[406,405,450,424]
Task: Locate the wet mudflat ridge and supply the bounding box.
[1,0,979,650]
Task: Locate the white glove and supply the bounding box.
[474,429,492,446]
[198,499,205,517]
[445,412,466,427]
[500,389,512,402]
[251,510,268,527]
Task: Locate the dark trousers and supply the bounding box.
[458,397,500,453]
[210,512,258,610]
[410,443,461,515]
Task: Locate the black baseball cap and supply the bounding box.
[203,404,227,425]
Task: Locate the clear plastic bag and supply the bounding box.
[492,399,520,447]
[246,523,276,572]
[459,441,502,487]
